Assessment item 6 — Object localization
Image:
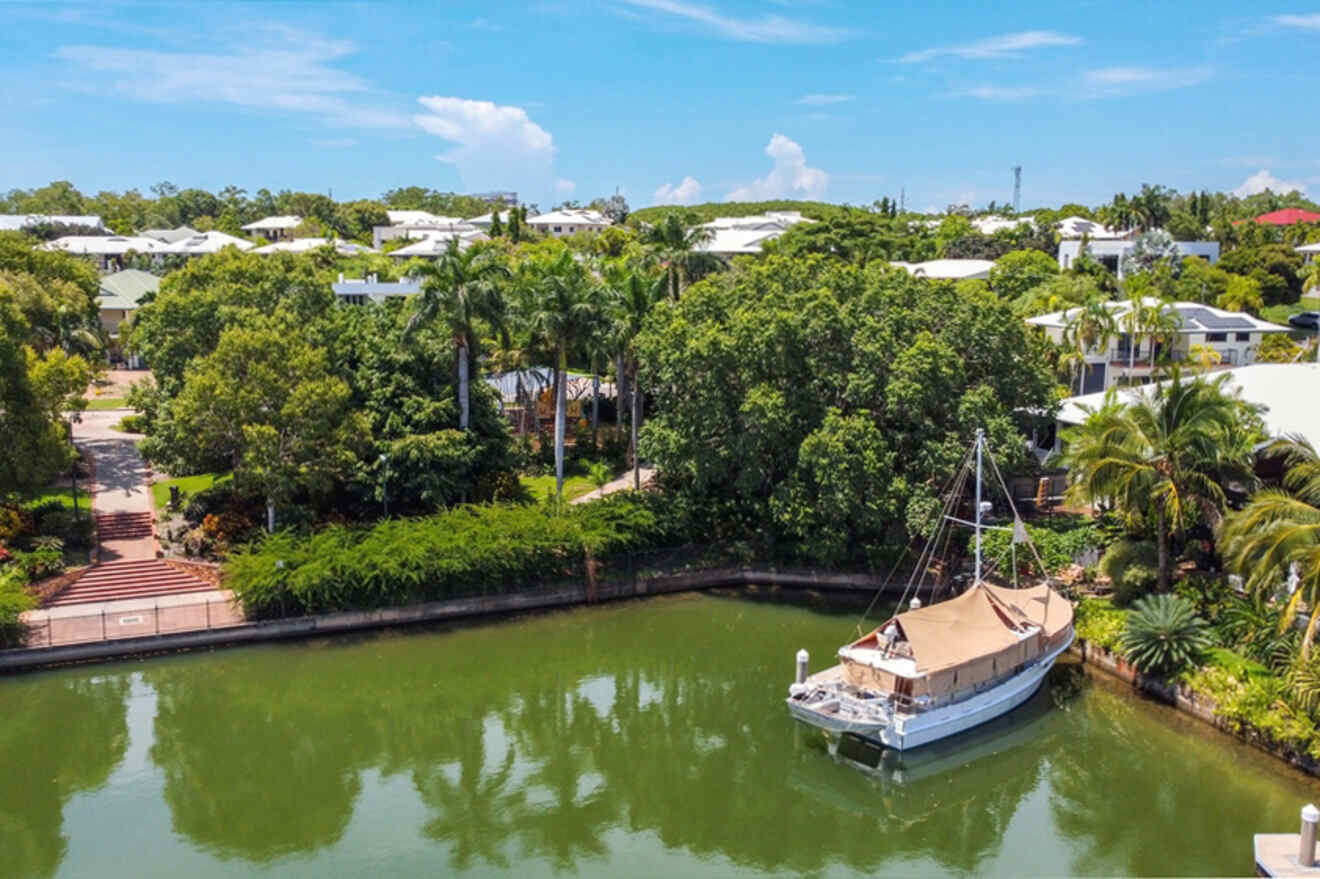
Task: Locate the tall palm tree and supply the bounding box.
[1062,370,1258,590]
[638,213,717,300]
[522,249,601,499]
[405,240,509,431]
[1220,438,1320,654]
[606,265,668,489]
[1061,298,1118,394]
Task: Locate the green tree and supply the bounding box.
[1220,439,1320,654]
[1062,371,1258,590]
[1060,298,1118,394]
[406,240,509,431]
[638,212,717,300]
[606,264,667,489]
[1216,274,1264,315]
[988,249,1060,302]
[1120,593,1212,675]
[1219,244,1304,306]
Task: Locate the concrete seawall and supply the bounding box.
[0,565,900,672]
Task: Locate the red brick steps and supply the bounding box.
[95,512,154,541]
[45,559,214,607]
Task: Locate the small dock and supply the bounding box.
[1257,805,1320,877]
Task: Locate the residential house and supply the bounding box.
[0,214,108,234]
[971,215,1034,235]
[97,269,159,366]
[1296,241,1320,264]
[374,217,477,249]
[385,210,447,225]
[160,231,256,256]
[251,238,377,255]
[1026,298,1290,394]
[331,273,421,305]
[1056,216,1129,240]
[42,235,167,271]
[141,226,200,244]
[241,215,302,242]
[1056,239,1219,278]
[892,258,995,280]
[694,210,813,257]
[524,208,610,238]
[388,229,490,260]
[467,210,514,229]
[1236,208,1320,227]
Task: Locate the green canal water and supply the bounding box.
[4,592,1318,878]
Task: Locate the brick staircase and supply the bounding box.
[45,559,214,607]
[94,511,154,542]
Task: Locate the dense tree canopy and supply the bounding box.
[635,254,1055,564]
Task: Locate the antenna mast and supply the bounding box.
[974,429,985,585]
[1011,166,1022,214]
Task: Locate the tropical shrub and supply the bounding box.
[1216,593,1299,672]
[0,567,34,647]
[1074,597,1126,651]
[981,518,1100,579]
[225,493,684,618]
[1120,593,1213,675]
[1100,539,1160,605]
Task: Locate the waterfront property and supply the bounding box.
[1057,238,1220,278]
[1,594,1316,879]
[1026,298,1290,393]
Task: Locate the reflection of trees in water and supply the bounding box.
[1047,680,1278,877]
[0,673,129,879]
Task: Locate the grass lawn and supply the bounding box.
[520,473,598,502]
[1261,296,1320,328]
[84,397,129,410]
[152,472,231,511]
[17,483,90,514]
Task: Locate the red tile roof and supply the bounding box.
[1235,208,1320,226]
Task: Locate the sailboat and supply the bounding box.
[785,429,1075,752]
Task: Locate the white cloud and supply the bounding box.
[555,178,576,194]
[55,27,411,129]
[414,96,557,195]
[897,30,1080,63]
[1233,169,1307,197]
[959,85,1040,100]
[615,0,849,44]
[654,176,704,205]
[311,137,358,148]
[1081,65,1212,93]
[726,134,828,201]
[1274,13,1320,29]
[795,93,855,105]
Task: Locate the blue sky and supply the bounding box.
[2,1,1318,211]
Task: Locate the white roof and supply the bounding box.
[389,230,489,258]
[468,210,514,225]
[241,215,302,232]
[696,228,783,255]
[1057,215,1129,240]
[251,238,376,255]
[892,258,995,280]
[971,215,1033,235]
[1296,242,1320,255]
[0,214,106,232]
[1026,298,1290,334]
[525,208,610,228]
[1058,363,1320,450]
[700,211,813,232]
[160,231,255,254]
[41,235,167,255]
[140,226,199,243]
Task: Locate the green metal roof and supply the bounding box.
[97,269,160,310]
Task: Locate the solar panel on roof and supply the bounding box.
[1177,306,1254,330]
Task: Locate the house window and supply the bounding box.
[553,226,562,233]
[1206,332,1227,342]
[1235,332,1250,342]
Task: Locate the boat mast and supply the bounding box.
[974,428,984,586]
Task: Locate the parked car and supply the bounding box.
[1289,311,1320,330]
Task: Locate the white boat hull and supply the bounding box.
[787,632,1074,752]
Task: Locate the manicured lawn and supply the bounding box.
[152,472,231,511]
[17,483,90,513]
[520,473,597,502]
[1261,296,1320,328]
[84,397,129,410]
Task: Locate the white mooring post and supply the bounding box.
[1300,803,1319,866]
[795,649,809,685]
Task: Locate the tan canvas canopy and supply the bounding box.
[983,582,1073,640]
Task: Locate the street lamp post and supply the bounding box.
[380,453,389,518]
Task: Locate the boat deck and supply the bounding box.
[803,664,846,687]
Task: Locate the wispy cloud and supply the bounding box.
[615,0,850,44]
[957,85,1041,100]
[957,65,1212,102]
[1233,169,1307,197]
[311,137,358,148]
[794,93,855,105]
[896,30,1081,63]
[55,26,411,129]
[1273,13,1320,29]
[1218,154,1280,167]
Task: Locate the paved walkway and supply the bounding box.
[571,467,656,505]
[73,409,155,562]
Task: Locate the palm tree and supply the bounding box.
[522,249,601,499]
[1060,298,1118,394]
[405,240,509,431]
[606,265,667,489]
[1220,438,1320,654]
[1062,370,1257,590]
[638,213,717,300]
